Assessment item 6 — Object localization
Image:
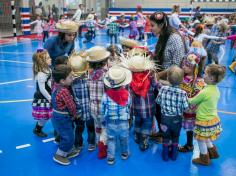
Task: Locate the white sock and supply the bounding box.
[38,119,47,127]
[198,140,208,154]
[206,139,213,148]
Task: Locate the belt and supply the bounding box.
[53,109,69,115]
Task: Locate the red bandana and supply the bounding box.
[130,71,150,98]
[105,88,129,106]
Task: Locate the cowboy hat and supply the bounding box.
[68,52,89,77]
[104,66,132,88]
[121,55,156,72]
[87,14,94,20]
[119,37,141,48]
[127,46,151,57]
[55,20,79,33]
[86,46,111,62]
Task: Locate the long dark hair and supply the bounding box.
[150,12,174,67]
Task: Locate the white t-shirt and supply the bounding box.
[169,13,182,30]
[35,71,51,101]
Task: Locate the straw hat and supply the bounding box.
[104,66,132,88]
[55,20,79,33]
[110,16,117,22]
[87,14,94,20]
[121,55,156,72]
[86,46,111,63]
[219,20,229,31]
[68,53,89,77]
[204,16,215,25]
[127,46,151,57]
[119,37,141,48]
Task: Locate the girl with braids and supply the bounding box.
[179,53,205,153]
[149,11,185,140]
[189,64,225,166]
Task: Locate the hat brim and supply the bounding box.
[104,68,132,88]
[86,51,111,63]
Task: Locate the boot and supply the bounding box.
[162,144,169,161]
[171,143,178,161]
[33,123,47,137]
[192,153,210,166]
[97,141,107,159]
[208,146,219,159]
[178,131,194,152]
[139,135,149,151]
[229,61,236,73]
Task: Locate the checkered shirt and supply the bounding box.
[107,22,119,35]
[156,85,189,116]
[101,93,131,120]
[206,31,226,54]
[130,78,159,119]
[87,69,106,116]
[162,33,185,70]
[72,77,91,121]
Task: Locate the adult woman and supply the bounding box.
[149,11,186,140]
[44,20,78,67]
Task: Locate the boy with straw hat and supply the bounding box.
[119,36,141,55]
[101,65,132,165]
[69,53,96,152]
[86,46,111,159]
[121,53,160,151]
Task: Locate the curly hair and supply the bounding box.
[32,50,50,78]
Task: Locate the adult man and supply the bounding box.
[72,3,85,37]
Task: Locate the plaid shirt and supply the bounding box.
[54,86,77,119]
[130,77,160,119]
[101,93,131,120]
[87,69,106,116]
[162,33,185,70]
[107,22,119,35]
[72,77,91,121]
[156,85,189,116]
[206,30,226,54]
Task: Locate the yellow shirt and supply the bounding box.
[189,85,220,121]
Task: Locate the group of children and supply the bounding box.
[31,28,226,166]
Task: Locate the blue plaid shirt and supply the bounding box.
[156,85,189,116]
[101,93,131,120]
[72,77,91,121]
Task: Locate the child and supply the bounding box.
[119,37,141,55]
[121,53,159,151]
[106,44,122,67]
[30,16,43,39]
[69,53,96,152]
[178,53,205,152]
[101,65,132,165]
[84,14,96,43]
[42,18,49,43]
[190,64,225,166]
[86,46,111,159]
[32,49,52,137]
[144,15,151,44]
[156,66,189,161]
[51,64,79,165]
[107,16,119,44]
[129,16,138,40]
[118,13,126,36]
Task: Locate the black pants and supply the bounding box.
[74,118,95,147]
[78,25,85,37]
[43,31,48,42]
[161,115,182,144]
[109,34,117,44]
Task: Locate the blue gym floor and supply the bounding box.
[0,30,236,176]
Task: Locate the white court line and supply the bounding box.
[0,78,33,85]
[42,137,55,143]
[0,99,33,104]
[16,144,31,149]
[0,40,38,48]
[0,51,34,55]
[0,150,2,154]
[0,59,32,64]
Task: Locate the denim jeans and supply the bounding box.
[134,116,153,135]
[161,115,182,144]
[51,112,74,154]
[107,119,129,159]
[109,34,117,44]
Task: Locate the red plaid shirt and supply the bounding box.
[56,87,77,119]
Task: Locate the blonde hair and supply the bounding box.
[206,64,226,83]
[32,50,50,78]
[167,65,184,86]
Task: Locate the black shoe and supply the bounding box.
[107,158,115,165]
[33,123,47,137]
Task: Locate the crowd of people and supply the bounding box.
[30,3,236,167]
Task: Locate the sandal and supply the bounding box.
[178,144,194,153]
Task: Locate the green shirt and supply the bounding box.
[189,85,220,121]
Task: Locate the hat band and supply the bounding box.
[106,75,126,87]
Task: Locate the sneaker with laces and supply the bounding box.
[88,144,96,151]
[53,154,70,165]
[67,149,80,159]
[121,153,129,160]
[107,158,115,165]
